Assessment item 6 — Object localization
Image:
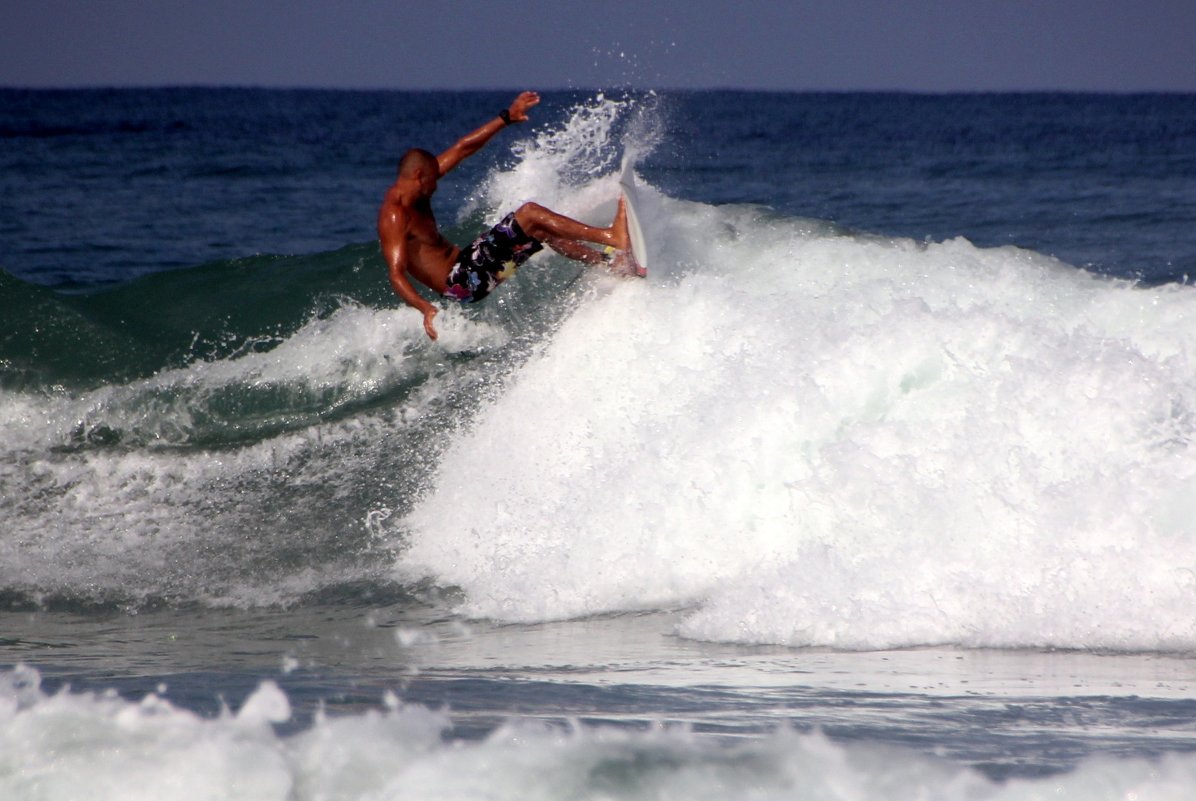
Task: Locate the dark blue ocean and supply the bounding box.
[4,88,1196,799]
[4,90,1195,289]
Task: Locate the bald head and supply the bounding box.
[398,148,439,179]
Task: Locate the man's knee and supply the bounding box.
[514,202,547,234]
[516,201,546,219]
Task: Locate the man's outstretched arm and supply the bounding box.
[436,91,540,176]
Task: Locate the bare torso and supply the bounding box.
[377,187,460,294]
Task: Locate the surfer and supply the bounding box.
[378,91,636,340]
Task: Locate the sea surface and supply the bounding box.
[3,88,1196,799]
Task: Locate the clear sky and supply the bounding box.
[3,0,1195,92]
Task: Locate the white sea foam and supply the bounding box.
[400,97,1196,651]
[0,301,507,606]
[0,302,503,452]
[3,667,1196,801]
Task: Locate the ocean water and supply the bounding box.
[3,88,1196,798]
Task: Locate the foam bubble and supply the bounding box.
[235,681,291,724]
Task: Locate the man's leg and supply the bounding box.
[544,236,605,264]
[513,199,630,252]
[544,234,642,276]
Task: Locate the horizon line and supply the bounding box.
[4,83,1195,96]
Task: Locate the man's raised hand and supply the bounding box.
[508,91,541,123]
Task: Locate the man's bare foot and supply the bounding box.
[609,196,631,251]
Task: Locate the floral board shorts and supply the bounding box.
[443,212,543,303]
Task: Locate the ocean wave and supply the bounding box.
[0,294,513,607]
[398,99,1196,652]
[8,92,1196,655]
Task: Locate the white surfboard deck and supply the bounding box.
[618,159,649,277]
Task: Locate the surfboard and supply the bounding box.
[618,159,649,278]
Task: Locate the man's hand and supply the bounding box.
[507,91,540,123]
[423,306,439,340]
[438,91,541,175]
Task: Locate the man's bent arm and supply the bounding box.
[389,266,439,341]
[384,221,440,340]
[437,91,540,176]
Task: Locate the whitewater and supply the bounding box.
[4,90,1196,797]
[399,101,1196,652]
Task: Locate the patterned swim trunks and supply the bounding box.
[443,212,543,303]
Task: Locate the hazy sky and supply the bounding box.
[3,0,1195,92]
